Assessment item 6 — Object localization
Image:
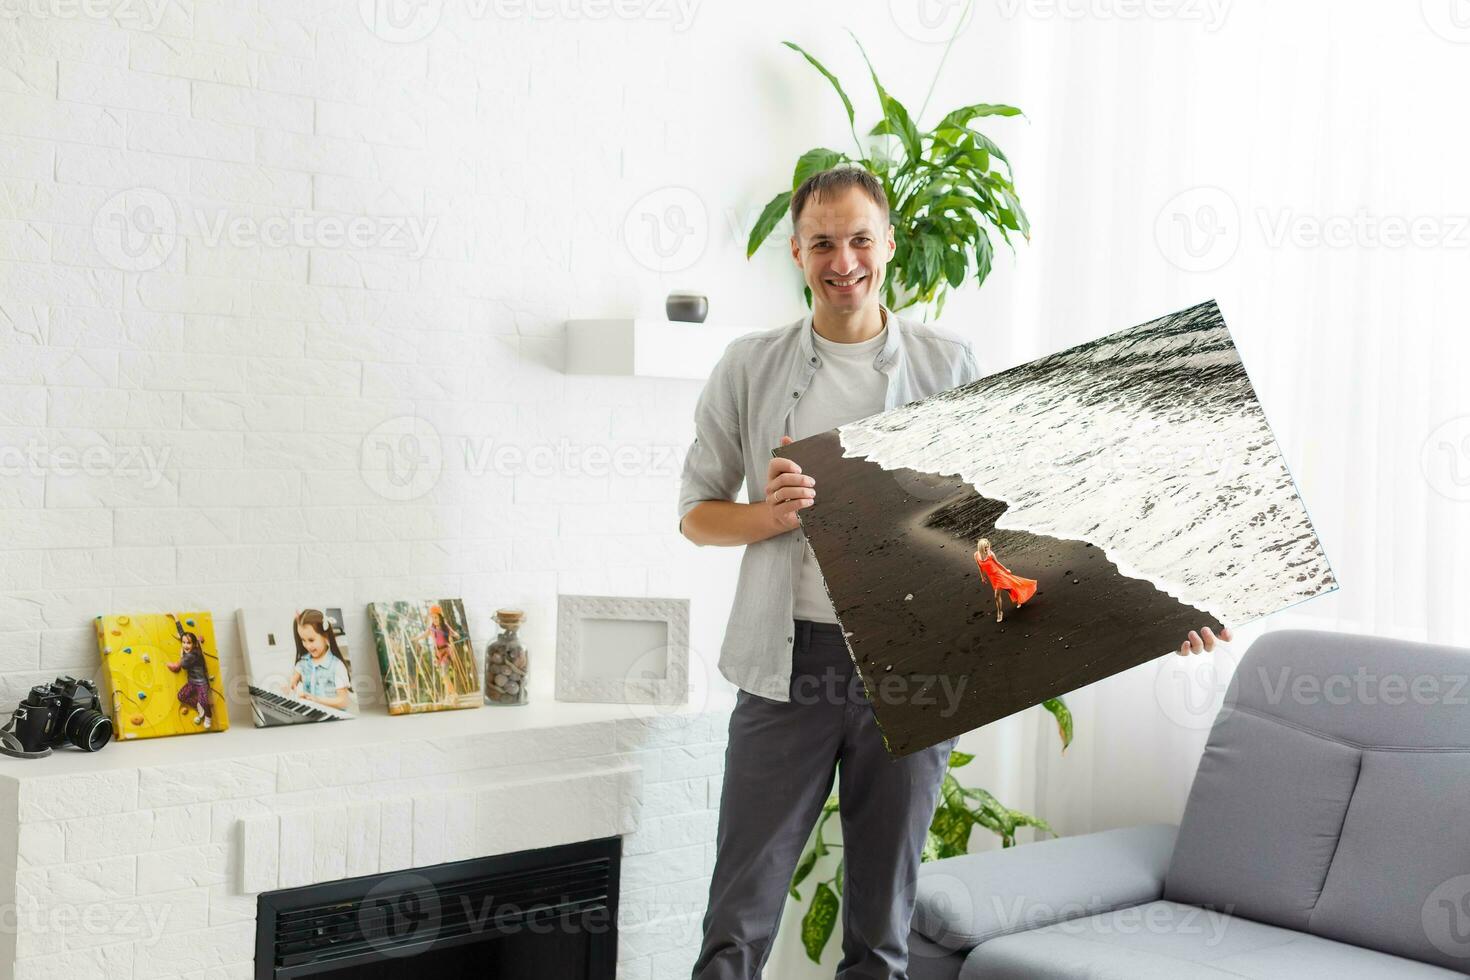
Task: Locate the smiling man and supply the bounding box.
[678,166,1225,978]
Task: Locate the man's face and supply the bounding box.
[790,185,895,317]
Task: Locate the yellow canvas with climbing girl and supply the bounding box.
[94,611,230,740]
[366,598,481,714]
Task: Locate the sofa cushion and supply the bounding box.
[959,901,1468,980]
[912,823,1176,952]
[1164,705,1362,930]
[1310,748,1470,971]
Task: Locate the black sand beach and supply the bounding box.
[777,430,1223,758]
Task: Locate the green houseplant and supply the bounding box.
[752,24,1063,963]
[746,25,1030,319]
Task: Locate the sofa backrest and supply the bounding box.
[1163,628,1470,972]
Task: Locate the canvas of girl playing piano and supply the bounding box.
[237,607,359,727]
[367,598,482,714]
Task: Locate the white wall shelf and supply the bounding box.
[565,318,758,380]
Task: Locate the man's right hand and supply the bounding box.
[764,435,815,533]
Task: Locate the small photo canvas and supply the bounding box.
[94,612,230,740]
[237,607,359,727]
[367,599,481,714]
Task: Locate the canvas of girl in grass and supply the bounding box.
[367,598,481,714]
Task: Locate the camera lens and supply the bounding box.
[64,709,113,752]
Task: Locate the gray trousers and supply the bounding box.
[691,619,957,979]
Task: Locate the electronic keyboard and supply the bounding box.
[249,686,353,726]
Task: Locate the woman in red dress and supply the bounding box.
[974,537,1038,622]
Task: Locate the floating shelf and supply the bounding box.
[564,318,757,380]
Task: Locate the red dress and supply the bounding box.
[976,552,1037,605]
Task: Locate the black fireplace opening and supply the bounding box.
[255,836,621,979]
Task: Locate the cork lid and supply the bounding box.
[494,608,525,628]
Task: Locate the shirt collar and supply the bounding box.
[798,303,902,370]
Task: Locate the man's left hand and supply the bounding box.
[1178,626,1232,656]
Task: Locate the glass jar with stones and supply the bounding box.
[484,609,528,705]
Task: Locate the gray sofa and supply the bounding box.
[908,629,1470,979]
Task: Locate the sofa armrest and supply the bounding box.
[912,823,1178,953]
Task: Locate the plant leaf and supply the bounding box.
[790,847,819,900]
[939,103,1023,130]
[801,883,841,963]
[782,41,860,152]
[848,31,923,164]
[948,749,974,768]
[1042,697,1073,752]
[746,191,791,259]
[793,147,847,192]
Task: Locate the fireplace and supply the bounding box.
[254,836,621,979]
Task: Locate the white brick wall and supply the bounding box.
[5,709,731,979]
[0,1,889,973]
[0,0,813,712]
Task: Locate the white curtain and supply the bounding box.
[767,0,1470,972]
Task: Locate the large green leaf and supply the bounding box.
[939,103,1023,129]
[793,148,847,192]
[746,190,791,258]
[790,847,819,900]
[802,883,841,963]
[972,230,993,287]
[931,805,975,858]
[782,41,861,153]
[948,749,975,768]
[850,32,923,165]
[1042,697,1073,751]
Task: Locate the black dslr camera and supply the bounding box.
[0,676,114,758]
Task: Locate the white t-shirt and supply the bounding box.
[790,320,889,623]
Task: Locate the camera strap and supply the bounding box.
[0,719,52,760]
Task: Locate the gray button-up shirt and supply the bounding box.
[677,304,983,701]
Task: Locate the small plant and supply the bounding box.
[790,699,1073,963]
[747,20,1029,318]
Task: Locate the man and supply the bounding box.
[678,166,1227,978]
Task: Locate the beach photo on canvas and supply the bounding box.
[777,300,1337,757]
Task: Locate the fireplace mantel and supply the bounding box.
[0,697,733,980]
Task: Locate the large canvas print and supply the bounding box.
[94,612,230,740]
[237,607,359,727]
[367,599,481,714]
[776,300,1336,757]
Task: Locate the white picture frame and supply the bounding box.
[554,595,689,705]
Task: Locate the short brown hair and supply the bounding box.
[790,166,890,237]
